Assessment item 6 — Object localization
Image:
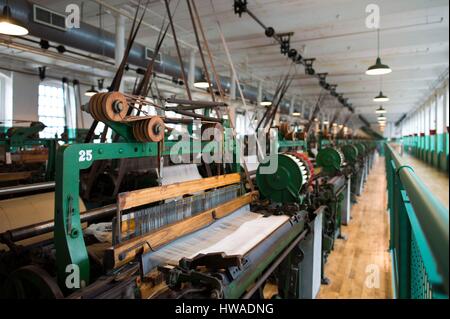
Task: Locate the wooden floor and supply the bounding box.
[400,153,449,209]
[318,155,392,299]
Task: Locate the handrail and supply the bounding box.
[385,143,449,296]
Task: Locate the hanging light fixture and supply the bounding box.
[0,4,29,36]
[260,96,272,107]
[165,102,179,107]
[97,79,108,93]
[378,115,387,122]
[374,91,389,102]
[376,106,387,114]
[194,72,210,89]
[366,29,392,76]
[374,77,390,102]
[85,85,99,97]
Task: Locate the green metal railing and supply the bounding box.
[385,144,449,299]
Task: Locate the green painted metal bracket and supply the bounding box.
[55,143,160,291]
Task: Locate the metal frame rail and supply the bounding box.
[385,143,449,299]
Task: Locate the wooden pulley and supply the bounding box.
[201,123,224,142]
[296,131,306,140]
[285,131,296,141]
[280,122,294,140]
[88,93,103,121]
[102,92,129,122]
[132,117,165,143]
[89,93,110,122]
[132,120,143,142]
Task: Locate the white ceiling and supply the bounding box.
[5,0,450,125]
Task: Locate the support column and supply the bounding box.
[230,69,237,101]
[257,80,263,106]
[290,96,296,117]
[115,13,126,91]
[188,50,196,90]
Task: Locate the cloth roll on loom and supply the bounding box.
[0,193,86,250]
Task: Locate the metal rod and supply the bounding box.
[166,105,221,112]
[0,182,55,197]
[242,228,309,299]
[164,0,192,100]
[171,110,223,123]
[166,98,227,108]
[186,0,216,102]
[0,204,117,244]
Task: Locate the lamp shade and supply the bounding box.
[374,91,389,102]
[0,5,29,36]
[194,73,210,89]
[378,115,387,122]
[260,96,272,107]
[375,106,387,114]
[85,85,99,97]
[366,57,392,76]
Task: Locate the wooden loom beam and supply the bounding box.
[117,173,241,211]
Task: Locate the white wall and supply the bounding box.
[8,71,94,129]
[12,72,40,123]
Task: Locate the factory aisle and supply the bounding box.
[400,153,449,209]
[318,155,392,299]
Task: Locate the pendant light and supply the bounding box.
[374,77,389,102]
[374,92,389,102]
[0,3,29,36]
[85,85,99,97]
[165,102,179,107]
[378,115,387,122]
[376,106,387,114]
[260,96,272,107]
[194,72,210,89]
[366,29,392,76]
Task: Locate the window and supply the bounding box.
[236,113,246,136]
[38,83,66,138]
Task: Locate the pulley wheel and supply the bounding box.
[88,93,102,121]
[3,265,63,299]
[96,93,109,122]
[144,117,165,142]
[102,92,129,122]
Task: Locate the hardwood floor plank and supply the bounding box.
[318,155,392,299]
